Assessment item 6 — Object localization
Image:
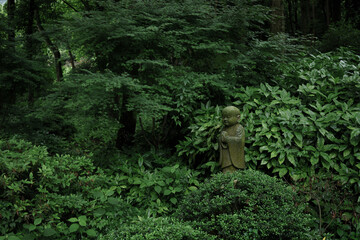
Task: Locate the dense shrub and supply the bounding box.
[100,217,216,240]
[176,103,222,167]
[319,22,360,53]
[0,138,138,239]
[105,149,202,215]
[177,49,360,238]
[175,170,317,239]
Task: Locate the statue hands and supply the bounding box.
[221,131,228,143]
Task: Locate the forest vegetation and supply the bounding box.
[1,0,360,239]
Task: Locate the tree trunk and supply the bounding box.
[312,0,316,35]
[331,0,341,23]
[25,0,35,56]
[294,0,299,32]
[345,0,360,28]
[35,9,63,82]
[300,0,311,34]
[115,92,136,149]
[7,0,15,44]
[324,0,330,27]
[68,49,76,69]
[271,0,285,33]
[286,0,294,34]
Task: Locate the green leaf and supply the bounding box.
[69,223,80,233]
[287,154,296,166]
[188,186,197,191]
[170,198,178,204]
[317,137,324,150]
[68,218,78,223]
[294,132,303,142]
[341,212,353,221]
[138,156,144,167]
[108,197,119,205]
[105,189,114,196]
[310,157,319,165]
[279,168,288,178]
[343,149,351,157]
[8,237,21,240]
[29,224,36,231]
[93,208,106,217]
[86,229,97,237]
[78,216,87,227]
[260,158,268,165]
[154,186,161,194]
[43,228,56,237]
[294,138,302,148]
[270,151,278,158]
[163,189,171,196]
[34,218,42,226]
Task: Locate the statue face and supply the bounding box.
[222,110,240,127]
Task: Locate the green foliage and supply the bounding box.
[100,217,216,240]
[0,137,138,239]
[105,151,202,215]
[228,33,309,86]
[177,48,360,238]
[0,13,50,117]
[175,170,317,239]
[234,49,360,238]
[295,173,360,240]
[176,103,222,167]
[319,22,360,53]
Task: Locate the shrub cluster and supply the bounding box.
[175,170,317,240]
[100,217,216,240]
[176,48,360,238]
[0,138,138,239]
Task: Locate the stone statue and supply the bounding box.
[219,106,245,173]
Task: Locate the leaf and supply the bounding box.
[138,156,143,167]
[163,189,171,196]
[105,189,114,196]
[69,223,80,233]
[8,237,21,240]
[154,186,161,194]
[68,218,78,223]
[317,137,324,150]
[43,228,56,237]
[270,151,278,158]
[341,212,353,221]
[29,224,36,231]
[170,198,177,204]
[279,168,288,177]
[34,218,42,226]
[188,186,197,191]
[287,154,296,166]
[78,216,87,227]
[310,157,319,165]
[93,208,106,217]
[294,132,303,142]
[260,158,268,165]
[343,149,351,158]
[86,229,97,237]
[294,138,302,148]
[108,197,120,205]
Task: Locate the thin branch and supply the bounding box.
[62,0,79,12]
[316,199,322,234]
[139,117,153,147]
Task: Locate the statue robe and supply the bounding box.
[219,123,245,170]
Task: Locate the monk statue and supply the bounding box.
[219,106,245,173]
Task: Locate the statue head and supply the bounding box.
[222,106,241,127]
